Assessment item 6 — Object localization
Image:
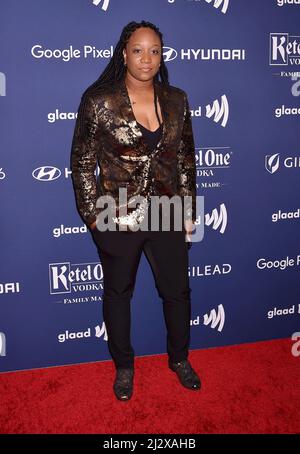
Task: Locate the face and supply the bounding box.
[122,27,162,81]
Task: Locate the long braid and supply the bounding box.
[77,20,169,135]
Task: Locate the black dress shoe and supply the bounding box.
[113,368,134,401]
[169,359,201,390]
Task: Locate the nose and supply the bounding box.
[140,52,151,63]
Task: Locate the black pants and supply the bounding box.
[91,211,192,370]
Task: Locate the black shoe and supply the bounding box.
[113,368,134,401]
[168,359,201,390]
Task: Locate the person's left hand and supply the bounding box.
[184,219,195,242]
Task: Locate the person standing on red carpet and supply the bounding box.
[71,20,201,401]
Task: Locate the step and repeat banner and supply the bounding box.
[1,0,300,372]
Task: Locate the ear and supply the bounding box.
[122,49,126,64]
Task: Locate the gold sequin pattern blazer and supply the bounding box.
[70,76,197,226]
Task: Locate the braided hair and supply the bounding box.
[77,20,169,134]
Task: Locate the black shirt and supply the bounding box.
[136,121,163,152]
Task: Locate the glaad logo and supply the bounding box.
[92,0,110,11]
[0,72,6,96]
[291,332,300,357]
[203,304,225,332]
[204,0,229,14]
[0,332,6,356]
[95,323,108,341]
[48,110,78,123]
[272,208,300,222]
[206,95,229,127]
[270,33,300,66]
[274,104,300,117]
[168,0,229,14]
[268,304,300,319]
[163,47,178,62]
[265,153,300,173]
[53,224,88,238]
[205,203,227,234]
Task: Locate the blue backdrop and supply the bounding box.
[1,0,300,372]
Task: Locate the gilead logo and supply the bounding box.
[0,332,6,356]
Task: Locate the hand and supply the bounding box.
[89,221,97,231]
[184,219,194,241]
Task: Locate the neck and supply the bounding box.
[124,72,154,94]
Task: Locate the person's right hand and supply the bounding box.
[89,221,97,231]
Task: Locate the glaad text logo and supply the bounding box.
[291,332,300,357]
[203,304,225,332]
[277,0,300,5]
[0,332,6,356]
[204,0,229,14]
[268,304,300,319]
[265,153,300,173]
[272,208,300,222]
[0,72,6,96]
[270,33,300,66]
[92,0,110,11]
[48,110,78,123]
[58,324,108,343]
[274,104,300,117]
[205,95,229,127]
[168,0,229,14]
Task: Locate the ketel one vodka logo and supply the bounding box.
[49,262,103,294]
[270,33,300,66]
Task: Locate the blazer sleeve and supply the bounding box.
[177,91,197,223]
[70,94,99,227]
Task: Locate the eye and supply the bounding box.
[133,49,141,53]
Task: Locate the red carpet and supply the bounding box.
[0,338,299,434]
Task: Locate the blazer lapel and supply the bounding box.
[116,76,171,156]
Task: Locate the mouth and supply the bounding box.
[140,68,152,72]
